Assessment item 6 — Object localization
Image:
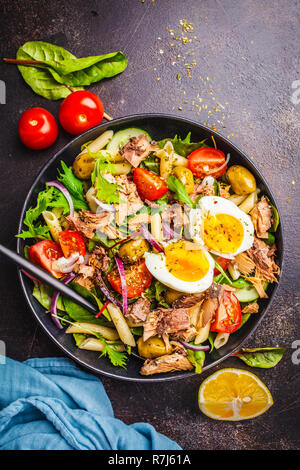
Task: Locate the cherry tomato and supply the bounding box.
[107,259,152,298]
[18,107,58,150]
[213,256,231,276]
[133,167,168,201]
[188,147,227,179]
[59,91,104,135]
[58,231,86,258]
[210,291,241,333]
[29,240,64,278]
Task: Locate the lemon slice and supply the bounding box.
[198,368,273,421]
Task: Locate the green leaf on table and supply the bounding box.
[234,347,285,368]
[16,41,127,99]
[157,132,207,157]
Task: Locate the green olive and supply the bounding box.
[137,336,173,359]
[227,165,256,195]
[118,237,149,264]
[73,152,96,180]
[172,166,195,194]
[165,288,185,304]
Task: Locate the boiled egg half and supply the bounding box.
[189,196,254,260]
[144,239,215,293]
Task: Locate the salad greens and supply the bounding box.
[158,132,207,157]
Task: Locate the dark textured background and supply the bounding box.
[0,0,299,450]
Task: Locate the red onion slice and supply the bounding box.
[205,153,230,175]
[162,222,178,240]
[115,257,127,315]
[95,270,123,309]
[140,225,164,253]
[91,196,114,212]
[50,272,76,329]
[47,181,74,217]
[179,340,210,352]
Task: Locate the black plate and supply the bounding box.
[17,114,283,382]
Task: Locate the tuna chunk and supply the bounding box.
[73,264,96,290]
[114,175,144,225]
[140,352,194,375]
[88,246,111,272]
[125,295,151,325]
[66,210,115,239]
[120,135,158,168]
[247,237,280,281]
[143,306,190,342]
[250,196,273,238]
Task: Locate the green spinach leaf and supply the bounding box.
[234,347,285,368]
[16,41,127,100]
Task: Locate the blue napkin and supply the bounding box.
[0,356,181,450]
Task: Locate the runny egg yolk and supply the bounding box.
[203,213,244,254]
[165,240,210,282]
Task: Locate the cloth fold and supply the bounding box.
[0,356,181,450]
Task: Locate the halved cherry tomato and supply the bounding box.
[133,167,168,201]
[107,259,152,298]
[210,291,241,333]
[188,147,227,179]
[213,256,231,276]
[59,231,86,258]
[18,107,58,150]
[28,240,64,278]
[59,90,104,135]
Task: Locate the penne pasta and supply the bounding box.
[106,303,136,347]
[214,332,230,349]
[79,337,125,352]
[112,162,132,175]
[79,130,114,156]
[42,210,62,242]
[194,322,211,344]
[151,212,163,242]
[65,322,119,341]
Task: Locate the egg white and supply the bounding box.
[144,241,215,294]
[189,196,254,260]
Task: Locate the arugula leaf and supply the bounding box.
[158,132,207,157]
[16,41,127,100]
[166,175,194,207]
[234,347,285,368]
[57,161,89,210]
[154,281,169,308]
[208,332,216,353]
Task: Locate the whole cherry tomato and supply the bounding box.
[29,240,64,278]
[18,107,58,150]
[107,259,152,298]
[59,90,104,135]
[133,167,168,201]
[58,230,86,258]
[188,147,227,179]
[210,291,241,333]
